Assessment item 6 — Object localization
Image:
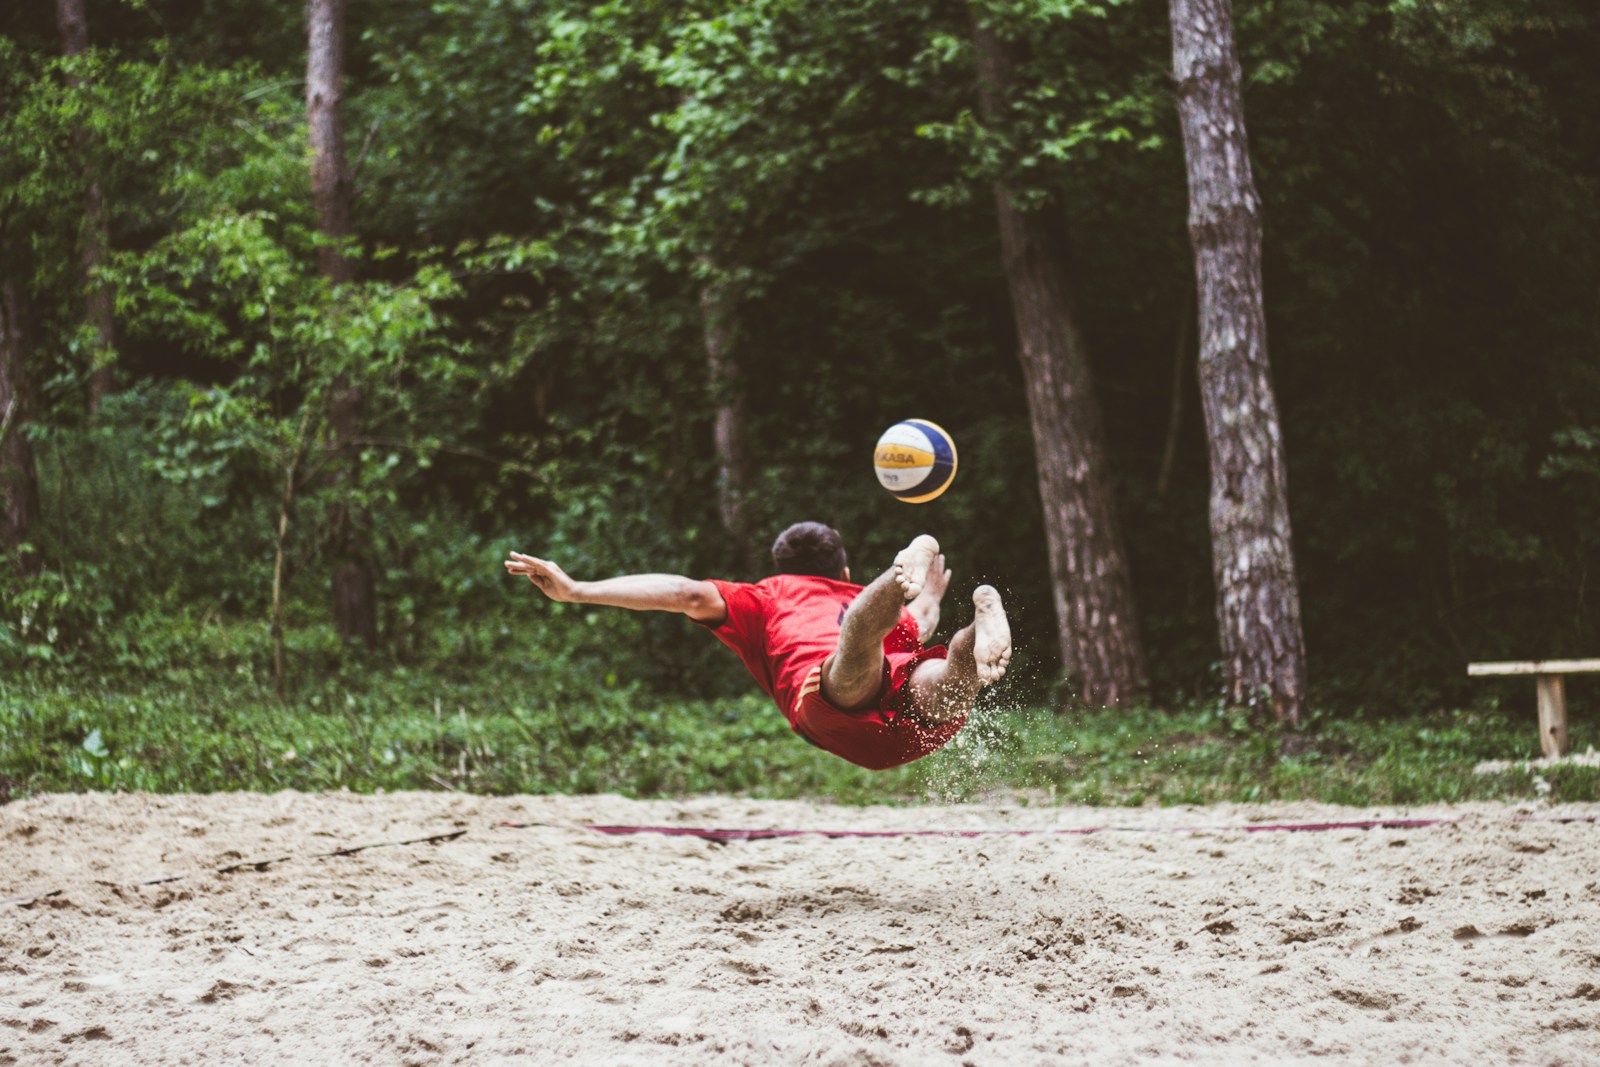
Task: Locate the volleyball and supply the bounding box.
[873,419,958,503]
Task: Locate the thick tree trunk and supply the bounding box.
[307,0,375,645]
[55,0,116,414]
[0,274,43,578]
[307,0,354,289]
[1169,0,1308,724]
[972,17,1147,708]
[699,269,755,576]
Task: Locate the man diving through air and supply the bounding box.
[505,523,1011,770]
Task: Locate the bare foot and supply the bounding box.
[970,585,1012,685]
[893,535,941,600]
[919,553,951,604]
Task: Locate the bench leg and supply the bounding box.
[1535,674,1569,759]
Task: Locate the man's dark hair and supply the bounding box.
[771,522,847,578]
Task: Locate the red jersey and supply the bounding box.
[700,574,961,770]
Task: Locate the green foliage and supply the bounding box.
[900,0,1171,216]
[0,565,109,665]
[1,663,1590,805]
[1227,0,1600,705]
[104,176,474,680]
[2,0,1597,723]
[0,40,261,401]
[0,387,268,667]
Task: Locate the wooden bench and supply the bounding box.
[1467,659,1600,758]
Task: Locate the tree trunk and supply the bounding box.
[0,82,42,577]
[307,0,354,289]
[1169,0,1308,724]
[271,463,296,698]
[307,0,375,645]
[55,0,116,415]
[0,273,43,578]
[699,267,755,576]
[271,413,312,696]
[971,16,1147,708]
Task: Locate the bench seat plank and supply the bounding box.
[1467,659,1600,677]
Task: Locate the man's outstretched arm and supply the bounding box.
[505,552,727,624]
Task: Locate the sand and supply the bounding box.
[3,791,1598,1066]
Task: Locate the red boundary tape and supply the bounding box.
[500,816,1508,842]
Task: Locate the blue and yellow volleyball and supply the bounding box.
[873,419,958,503]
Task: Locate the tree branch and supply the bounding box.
[351,118,382,193]
[346,434,538,475]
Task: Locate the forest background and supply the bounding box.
[1,0,1597,802]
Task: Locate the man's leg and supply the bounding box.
[907,585,1012,725]
[821,534,941,711]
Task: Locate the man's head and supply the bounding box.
[771,522,848,580]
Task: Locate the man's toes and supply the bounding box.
[893,567,919,599]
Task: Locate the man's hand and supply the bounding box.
[505,552,582,603]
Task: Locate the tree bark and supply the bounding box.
[307,0,354,289]
[0,273,43,578]
[972,16,1147,708]
[0,78,42,578]
[699,268,755,576]
[1169,0,1308,724]
[55,0,116,415]
[307,0,375,645]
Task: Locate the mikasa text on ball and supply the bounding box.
[873,419,958,503]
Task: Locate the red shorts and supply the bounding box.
[788,644,963,771]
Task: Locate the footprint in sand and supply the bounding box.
[284,935,351,963]
[58,1025,113,1043]
[198,979,252,1003]
[1331,988,1401,1010]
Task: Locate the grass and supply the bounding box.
[2,659,1595,807]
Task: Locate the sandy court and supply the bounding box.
[3,792,1598,1065]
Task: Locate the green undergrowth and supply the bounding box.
[1,663,1595,806]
